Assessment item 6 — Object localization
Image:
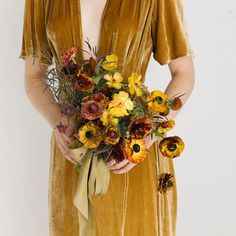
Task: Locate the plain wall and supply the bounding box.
[0,0,236,235]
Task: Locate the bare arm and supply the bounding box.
[165,55,195,120]
[24,56,60,128]
[24,56,77,165]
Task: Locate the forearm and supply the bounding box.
[24,58,61,129]
[164,69,195,120]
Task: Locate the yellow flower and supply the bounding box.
[128,73,143,97]
[78,122,102,148]
[104,72,124,89]
[120,139,148,164]
[147,90,168,113]
[159,136,185,158]
[109,91,134,117]
[100,109,119,126]
[157,120,175,134]
[102,54,118,71]
[103,126,120,145]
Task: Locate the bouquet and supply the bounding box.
[46,42,185,235]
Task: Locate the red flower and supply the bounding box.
[61,47,78,65]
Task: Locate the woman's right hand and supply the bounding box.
[52,113,78,165]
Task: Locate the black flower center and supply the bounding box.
[167,143,177,152]
[85,131,93,139]
[154,96,163,104]
[133,144,141,153]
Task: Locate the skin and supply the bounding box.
[24,54,195,174]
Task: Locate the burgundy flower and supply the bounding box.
[56,122,68,133]
[80,100,103,120]
[82,92,109,108]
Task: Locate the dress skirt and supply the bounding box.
[48,130,178,236]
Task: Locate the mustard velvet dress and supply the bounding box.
[20,0,194,235]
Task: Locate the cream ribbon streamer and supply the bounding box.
[68,145,110,236]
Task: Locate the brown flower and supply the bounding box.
[80,100,103,120]
[128,116,153,139]
[103,126,120,145]
[74,68,95,93]
[170,97,182,110]
[82,92,109,109]
[158,173,174,193]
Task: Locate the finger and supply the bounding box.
[109,159,129,170]
[107,159,117,167]
[59,139,78,165]
[112,163,136,174]
[61,133,72,144]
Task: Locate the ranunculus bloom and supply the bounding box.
[80,100,103,120]
[120,138,148,164]
[128,116,153,139]
[78,122,102,148]
[159,136,185,158]
[103,127,120,145]
[102,54,118,71]
[74,68,95,93]
[147,90,168,113]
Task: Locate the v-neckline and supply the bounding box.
[77,0,110,61]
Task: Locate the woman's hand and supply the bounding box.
[107,158,137,174]
[107,134,157,174]
[52,113,78,165]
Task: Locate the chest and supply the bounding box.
[79,0,108,59]
[46,0,153,61]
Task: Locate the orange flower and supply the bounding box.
[120,139,148,164]
[80,100,103,120]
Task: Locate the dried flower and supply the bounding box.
[61,47,77,65]
[158,173,174,193]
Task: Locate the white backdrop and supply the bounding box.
[1,0,236,235]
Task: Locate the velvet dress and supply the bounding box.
[19,0,194,235]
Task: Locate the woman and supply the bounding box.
[20,0,195,235]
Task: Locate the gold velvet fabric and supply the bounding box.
[19,0,194,235]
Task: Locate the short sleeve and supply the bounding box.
[151,0,195,65]
[19,0,53,65]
